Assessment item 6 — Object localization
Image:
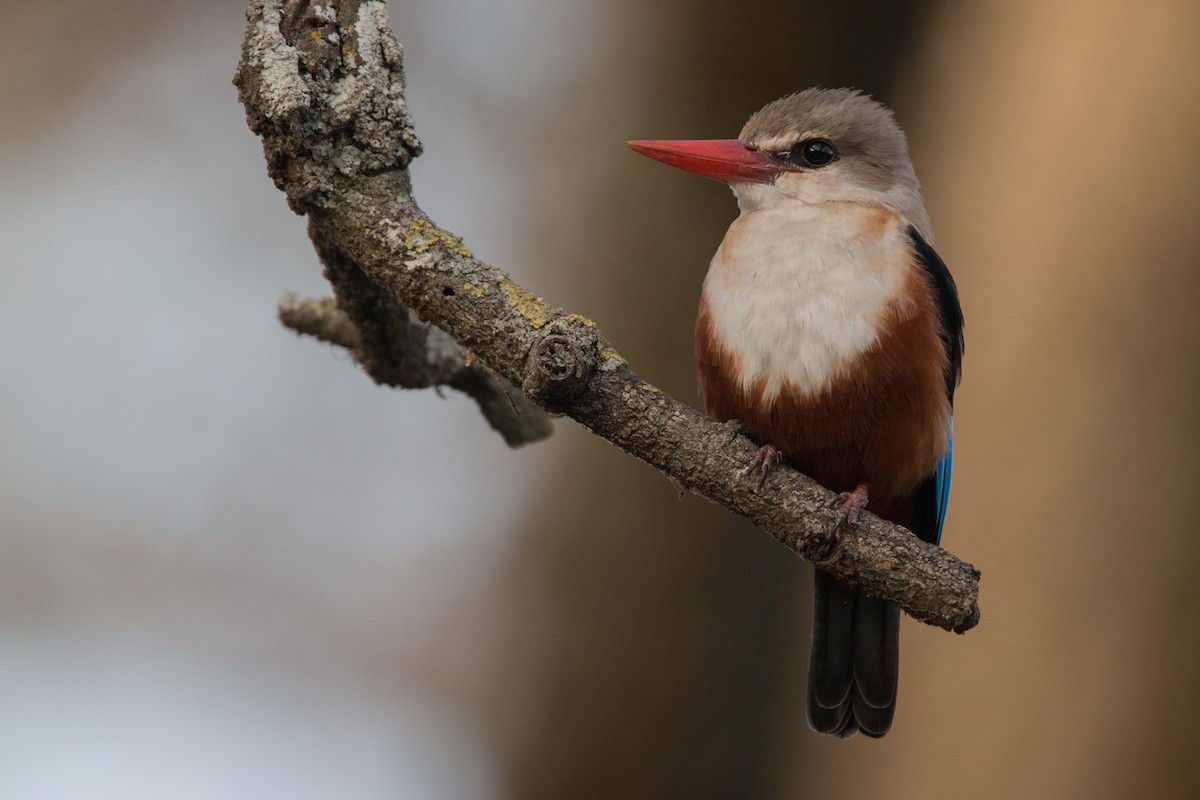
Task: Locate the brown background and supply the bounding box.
[1,1,1197,798]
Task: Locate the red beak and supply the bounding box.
[627,139,783,184]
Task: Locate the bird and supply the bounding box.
[628,88,963,738]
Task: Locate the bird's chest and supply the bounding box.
[699,205,911,400]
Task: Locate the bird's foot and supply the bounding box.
[809,484,869,559]
[830,483,870,526]
[742,444,781,490]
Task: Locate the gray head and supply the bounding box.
[737,89,930,237]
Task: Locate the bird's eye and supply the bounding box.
[788,139,838,168]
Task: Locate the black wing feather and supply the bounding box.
[908,226,963,546]
[907,226,964,404]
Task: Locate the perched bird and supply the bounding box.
[629,88,963,738]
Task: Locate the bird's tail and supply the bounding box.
[806,569,900,738]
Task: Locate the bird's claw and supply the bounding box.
[829,483,870,527]
[810,484,869,558]
[742,444,781,490]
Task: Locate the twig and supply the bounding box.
[278,292,361,349]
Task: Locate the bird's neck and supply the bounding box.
[699,202,915,403]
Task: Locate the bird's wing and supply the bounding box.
[907,226,964,401]
[907,227,964,545]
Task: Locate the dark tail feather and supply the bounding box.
[806,570,900,738]
[806,570,856,737]
[850,595,899,737]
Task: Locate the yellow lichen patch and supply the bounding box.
[497,277,552,329]
[310,30,322,41]
[559,313,597,328]
[462,282,485,298]
[639,383,661,393]
[402,219,473,258]
[598,342,625,363]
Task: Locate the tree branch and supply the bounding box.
[234,0,981,633]
[278,292,361,349]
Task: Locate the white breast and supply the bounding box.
[701,202,912,403]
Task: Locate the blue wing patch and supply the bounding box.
[933,418,953,545]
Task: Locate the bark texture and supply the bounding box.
[234,0,980,632]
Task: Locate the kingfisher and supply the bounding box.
[629,88,963,738]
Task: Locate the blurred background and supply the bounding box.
[2,0,1199,797]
